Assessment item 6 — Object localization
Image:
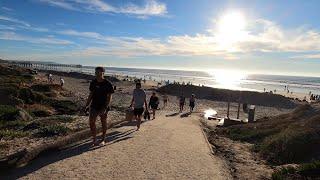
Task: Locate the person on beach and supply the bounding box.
[163,94,168,109]
[48,73,53,83]
[60,77,65,87]
[85,67,114,146]
[130,82,148,131]
[189,94,196,113]
[179,94,186,113]
[149,92,159,120]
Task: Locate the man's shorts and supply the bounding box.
[133,108,144,116]
[150,104,158,110]
[89,106,110,118]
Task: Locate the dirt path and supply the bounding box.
[7,111,231,179]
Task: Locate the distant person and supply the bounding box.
[60,77,65,87]
[149,92,159,120]
[189,94,196,113]
[130,82,148,131]
[179,94,186,113]
[163,94,168,109]
[84,67,114,146]
[263,88,266,92]
[46,73,50,82]
[49,73,53,83]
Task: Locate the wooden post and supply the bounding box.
[237,91,241,119]
[227,101,230,119]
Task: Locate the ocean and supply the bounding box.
[36,64,320,96]
[80,66,320,96]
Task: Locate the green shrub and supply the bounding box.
[36,125,69,137]
[18,88,47,104]
[18,88,35,104]
[224,126,281,143]
[31,84,62,92]
[272,166,297,180]
[0,120,28,130]
[299,160,320,177]
[31,84,52,92]
[0,129,28,139]
[50,115,75,123]
[272,161,320,179]
[30,109,52,117]
[0,105,19,121]
[46,99,79,115]
[23,121,41,131]
[258,127,318,164]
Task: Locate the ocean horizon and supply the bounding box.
[78,65,320,96]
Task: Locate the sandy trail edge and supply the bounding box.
[6,112,232,179]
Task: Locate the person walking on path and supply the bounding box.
[179,94,186,113]
[163,94,168,109]
[60,77,65,87]
[149,92,159,120]
[189,94,196,113]
[85,67,114,146]
[130,82,148,131]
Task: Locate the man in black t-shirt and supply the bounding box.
[85,67,114,146]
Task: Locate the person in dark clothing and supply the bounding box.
[85,66,114,146]
[179,94,186,113]
[189,94,196,113]
[149,92,159,119]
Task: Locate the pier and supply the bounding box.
[8,61,82,72]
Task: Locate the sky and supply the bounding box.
[1,0,320,77]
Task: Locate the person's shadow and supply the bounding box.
[2,129,135,179]
[165,112,180,117]
[180,112,191,118]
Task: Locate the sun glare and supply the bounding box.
[208,69,247,88]
[215,11,248,50]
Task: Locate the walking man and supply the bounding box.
[85,67,114,146]
[189,94,196,113]
[163,94,168,109]
[149,92,159,119]
[179,94,186,113]
[130,82,148,131]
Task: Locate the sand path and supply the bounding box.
[10,111,231,179]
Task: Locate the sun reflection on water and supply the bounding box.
[207,69,247,89]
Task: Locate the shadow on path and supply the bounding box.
[2,129,135,179]
[165,112,180,117]
[180,112,191,118]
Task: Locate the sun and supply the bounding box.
[215,11,248,50]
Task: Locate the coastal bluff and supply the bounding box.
[158,84,297,109]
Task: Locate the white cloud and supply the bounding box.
[0,31,73,45]
[36,0,167,17]
[0,15,31,27]
[291,54,320,59]
[56,19,320,59]
[2,7,13,11]
[119,0,167,16]
[0,15,48,32]
[57,29,104,39]
[3,15,320,60]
